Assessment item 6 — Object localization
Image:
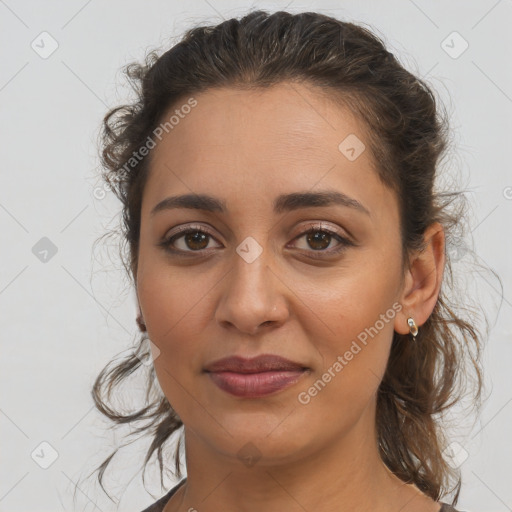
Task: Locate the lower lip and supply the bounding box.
[207,370,307,398]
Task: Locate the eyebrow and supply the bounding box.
[150,190,370,217]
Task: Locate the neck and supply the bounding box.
[165,400,431,512]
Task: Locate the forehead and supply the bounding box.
[153,83,366,160]
[142,82,395,220]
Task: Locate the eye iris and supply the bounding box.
[185,231,209,250]
[307,231,331,250]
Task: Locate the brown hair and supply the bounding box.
[90,9,490,506]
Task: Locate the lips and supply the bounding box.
[204,354,309,398]
[204,354,307,373]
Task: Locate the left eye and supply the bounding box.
[292,227,351,253]
[160,226,353,256]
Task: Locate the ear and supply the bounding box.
[394,222,446,335]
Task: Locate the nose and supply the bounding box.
[215,251,289,335]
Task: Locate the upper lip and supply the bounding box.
[204,354,307,373]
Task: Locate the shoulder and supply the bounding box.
[439,503,467,512]
[138,486,465,512]
[139,479,186,512]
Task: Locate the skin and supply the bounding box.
[135,81,446,512]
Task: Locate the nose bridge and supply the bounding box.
[215,236,287,333]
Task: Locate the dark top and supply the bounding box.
[139,479,465,511]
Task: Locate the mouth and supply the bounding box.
[203,354,309,398]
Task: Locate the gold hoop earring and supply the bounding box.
[407,317,418,339]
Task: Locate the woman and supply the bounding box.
[92,10,484,512]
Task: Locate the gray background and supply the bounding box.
[1,1,511,511]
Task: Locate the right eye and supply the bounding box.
[159,225,223,255]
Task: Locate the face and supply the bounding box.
[136,82,406,465]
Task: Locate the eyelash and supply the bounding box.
[159,224,354,259]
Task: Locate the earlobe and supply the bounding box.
[136,312,146,332]
[135,296,147,332]
[393,222,445,335]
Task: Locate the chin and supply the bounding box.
[192,416,314,466]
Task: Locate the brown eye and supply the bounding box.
[305,230,332,251]
[290,226,355,258]
[181,231,210,250]
[160,226,222,255]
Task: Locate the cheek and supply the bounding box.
[137,264,213,401]
[138,262,212,341]
[298,254,400,355]
[304,303,395,397]
[297,255,401,414]
[294,309,395,442]
[138,268,210,422]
